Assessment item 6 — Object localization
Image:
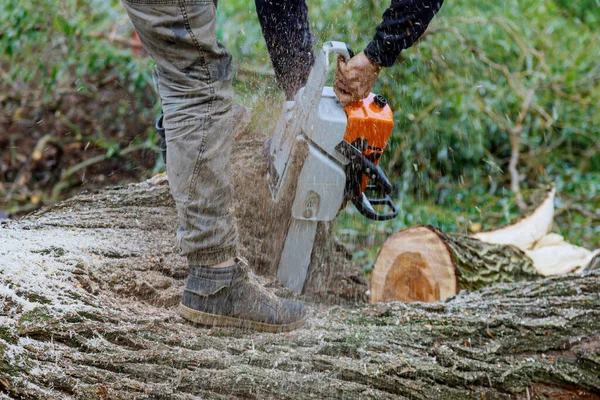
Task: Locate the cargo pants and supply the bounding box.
[121,0,237,266]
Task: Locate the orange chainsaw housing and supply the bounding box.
[343,93,395,192]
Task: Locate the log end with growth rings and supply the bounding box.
[370,226,458,303]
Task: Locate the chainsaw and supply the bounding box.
[268,41,398,293]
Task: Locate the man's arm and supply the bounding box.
[335,0,444,103]
[255,0,314,101]
[365,0,444,68]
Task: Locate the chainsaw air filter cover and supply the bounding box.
[343,93,394,194]
[344,93,395,166]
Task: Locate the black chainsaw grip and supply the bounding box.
[346,45,355,59]
[370,164,393,195]
[352,192,398,221]
[334,140,399,221]
[335,141,392,195]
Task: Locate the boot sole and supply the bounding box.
[178,303,306,333]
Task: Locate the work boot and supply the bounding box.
[179,258,307,332]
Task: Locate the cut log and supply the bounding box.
[369,226,458,303]
[370,226,539,303]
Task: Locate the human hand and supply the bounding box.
[334,51,382,104]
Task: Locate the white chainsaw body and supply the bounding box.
[268,41,352,293]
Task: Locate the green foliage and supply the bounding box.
[0,0,159,211]
[0,0,152,101]
[554,0,600,28]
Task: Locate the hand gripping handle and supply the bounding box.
[300,41,354,119]
[322,41,353,66]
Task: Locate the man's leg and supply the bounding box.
[124,0,237,265]
[121,0,305,332]
[255,0,314,100]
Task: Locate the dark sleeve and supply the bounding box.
[364,0,444,67]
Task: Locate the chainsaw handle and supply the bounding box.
[366,164,393,195]
[335,141,393,195]
[301,41,354,122]
[352,192,398,221]
[323,41,353,65]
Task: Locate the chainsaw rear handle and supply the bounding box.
[352,191,398,221]
[335,141,398,221]
[363,162,392,195]
[335,141,393,195]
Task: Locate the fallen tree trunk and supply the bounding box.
[370,226,540,303]
[1,174,599,399]
[2,127,600,398]
[370,188,599,304]
[2,275,600,400]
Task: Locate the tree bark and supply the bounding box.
[1,131,599,399]
[370,226,540,304]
